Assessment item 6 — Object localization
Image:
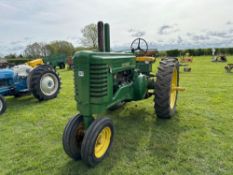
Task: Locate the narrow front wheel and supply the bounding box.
[81,117,114,166]
[62,114,85,160]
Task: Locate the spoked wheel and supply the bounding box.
[81,117,114,167]
[30,65,61,101]
[63,114,86,160]
[0,95,7,115]
[154,58,180,119]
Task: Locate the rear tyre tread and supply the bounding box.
[154,57,179,119]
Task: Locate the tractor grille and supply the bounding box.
[90,64,108,97]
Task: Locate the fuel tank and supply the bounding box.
[0,69,14,79]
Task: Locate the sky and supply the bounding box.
[0,0,233,56]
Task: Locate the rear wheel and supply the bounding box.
[0,95,7,115]
[154,58,179,119]
[30,65,61,101]
[81,117,114,166]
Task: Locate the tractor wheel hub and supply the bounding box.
[40,73,58,96]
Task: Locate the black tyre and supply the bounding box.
[36,64,55,72]
[0,95,7,115]
[63,114,86,160]
[108,101,126,111]
[27,65,56,90]
[81,118,114,167]
[30,65,61,101]
[154,57,179,119]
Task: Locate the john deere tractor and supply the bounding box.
[62,21,184,166]
[0,61,61,115]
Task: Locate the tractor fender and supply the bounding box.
[133,74,148,100]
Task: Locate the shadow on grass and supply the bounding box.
[59,105,181,175]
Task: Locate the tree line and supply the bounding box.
[3,23,98,59]
[2,22,233,59]
[161,48,233,57]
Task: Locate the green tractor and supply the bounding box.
[62,21,184,166]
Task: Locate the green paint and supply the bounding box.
[73,51,150,118]
[104,23,110,52]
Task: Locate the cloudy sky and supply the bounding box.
[0,0,233,56]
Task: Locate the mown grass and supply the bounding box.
[0,56,232,175]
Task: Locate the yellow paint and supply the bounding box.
[94,127,111,158]
[136,57,155,62]
[172,87,185,91]
[170,68,178,109]
[27,59,44,68]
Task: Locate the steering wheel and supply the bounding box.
[130,38,148,56]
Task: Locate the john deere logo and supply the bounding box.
[122,62,130,67]
[78,71,84,77]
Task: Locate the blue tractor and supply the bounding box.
[0,64,61,115]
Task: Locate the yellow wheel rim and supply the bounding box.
[170,67,178,109]
[94,127,112,158]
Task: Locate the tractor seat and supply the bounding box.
[12,64,33,77]
[136,57,155,63]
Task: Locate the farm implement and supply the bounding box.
[0,60,61,115]
[225,64,233,73]
[62,21,185,166]
[43,54,67,69]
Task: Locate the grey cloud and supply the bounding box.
[193,35,210,41]
[128,29,146,37]
[177,36,183,44]
[207,31,229,38]
[10,41,24,45]
[158,25,179,35]
[226,21,233,25]
[24,37,32,41]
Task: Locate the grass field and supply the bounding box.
[0,56,233,175]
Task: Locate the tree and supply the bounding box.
[47,41,74,56]
[4,53,17,59]
[81,23,98,48]
[166,49,180,57]
[24,42,50,58]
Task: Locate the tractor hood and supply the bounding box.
[0,69,14,79]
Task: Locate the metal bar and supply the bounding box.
[172,87,186,91]
[97,21,104,52]
[83,115,94,129]
[104,23,110,52]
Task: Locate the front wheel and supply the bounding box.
[81,117,114,166]
[154,58,179,119]
[0,95,7,115]
[63,114,85,160]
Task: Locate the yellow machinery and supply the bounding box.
[26,59,44,68]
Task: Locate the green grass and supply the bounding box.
[0,56,233,175]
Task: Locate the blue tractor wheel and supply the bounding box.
[30,65,61,101]
[0,95,7,115]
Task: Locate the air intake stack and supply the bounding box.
[97,21,110,52]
